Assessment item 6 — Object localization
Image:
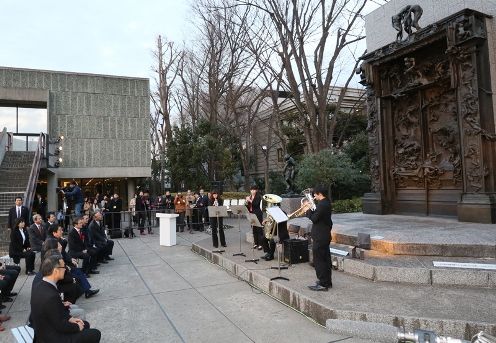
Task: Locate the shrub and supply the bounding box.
[332,198,362,213]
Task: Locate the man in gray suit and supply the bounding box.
[28,214,46,253]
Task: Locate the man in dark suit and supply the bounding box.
[89,211,114,261]
[306,185,333,291]
[7,196,30,231]
[43,212,57,232]
[109,193,123,230]
[30,255,101,342]
[28,214,46,252]
[68,217,99,275]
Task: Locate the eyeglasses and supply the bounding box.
[57,266,66,269]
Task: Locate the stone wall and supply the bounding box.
[365,0,496,51]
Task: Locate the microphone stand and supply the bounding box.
[244,223,259,264]
[270,223,289,281]
[232,208,246,257]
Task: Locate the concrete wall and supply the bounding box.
[0,67,151,177]
[365,0,496,51]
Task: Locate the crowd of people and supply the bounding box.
[3,195,111,341]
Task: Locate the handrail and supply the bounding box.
[24,133,45,209]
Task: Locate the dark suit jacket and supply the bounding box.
[67,227,87,258]
[89,220,106,247]
[8,206,30,230]
[248,193,263,224]
[308,197,333,246]
[28,223,46,252]
[31,279,80,343]
[9,228,31,257]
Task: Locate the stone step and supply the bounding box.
[192,239,496,341]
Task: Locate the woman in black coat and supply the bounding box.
[9,218,35,275]
[209,191,226,248]
[245,185,264,250]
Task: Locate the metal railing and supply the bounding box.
[24,133,46,210]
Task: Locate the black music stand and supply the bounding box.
[208,205,228,254]
[230,205,248,257]
[267,207,289,281]
[245,213,261,264]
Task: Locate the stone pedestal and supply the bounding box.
[457,193,496,224]
[362,192,389,215]
[156,213,179,246]
[280,197,303,216]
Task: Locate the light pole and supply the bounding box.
[261,145,269,193]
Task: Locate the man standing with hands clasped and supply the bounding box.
[305,185,333,291]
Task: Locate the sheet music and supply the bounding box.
[266,207,288,223]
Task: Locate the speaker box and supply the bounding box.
[283,239,309,264]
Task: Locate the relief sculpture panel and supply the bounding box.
[391,93,422,188]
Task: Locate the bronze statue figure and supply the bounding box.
[283,154,297,194]
[392,5,423,41]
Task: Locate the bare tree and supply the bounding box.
[234,0,370,153]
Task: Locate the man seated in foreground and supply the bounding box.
[31,255,101,342]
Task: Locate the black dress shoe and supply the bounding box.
[264,255,274,261]
[89,270,100,274]
[85,289,100,298]
[308,284,329,291]
[99,260,109,264]
[0,304,5,310]
[5,292,17,297]
[106,257,115,261]
[26,271,36,276]
[0,297,13,303]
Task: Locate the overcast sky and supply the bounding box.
[0,0,190,78]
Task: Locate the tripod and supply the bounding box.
[265,208,289,282]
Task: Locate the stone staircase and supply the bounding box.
[0,151,35,254]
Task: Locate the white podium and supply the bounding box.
[156,213,179,246]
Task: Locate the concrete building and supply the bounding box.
[0,66,150,212]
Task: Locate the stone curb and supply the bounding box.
[191,243,496,340]
[247,232,496,288]
[332,232,496,258]
[342,259,496,289]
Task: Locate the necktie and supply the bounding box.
[79,231,84,241]
[17,208,21,218]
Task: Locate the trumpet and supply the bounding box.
[287,188,316,219]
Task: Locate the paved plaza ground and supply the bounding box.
[2,226,374,343]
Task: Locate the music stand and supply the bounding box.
[230,205,248,257]
[245,213,262,264]
[267,206,289,281]
[208,206,229,254]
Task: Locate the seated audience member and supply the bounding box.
[9,218,36,275]
[0,262,20,301]
[89,211,114,261]
[48,225,99,298]
[41,240,84,304]
[68,217,99,275]
[31,255,101,342]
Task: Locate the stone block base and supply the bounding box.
[457,193,496,224]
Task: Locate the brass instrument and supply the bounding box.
[262,194,282,240]
[287,188,316,219]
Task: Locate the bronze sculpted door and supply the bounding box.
[390,80,463,216]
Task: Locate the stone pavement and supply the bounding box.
[1,229,375,343]
[193,218,496,341]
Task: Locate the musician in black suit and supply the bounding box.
[28,214,46,252]
[9,218,36,275]
[30,255,101,343]
[7,196,30,231]
[306,185,333,291]
[245,185,263,250]
[67,217,99,275]
[89,211,114,261]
